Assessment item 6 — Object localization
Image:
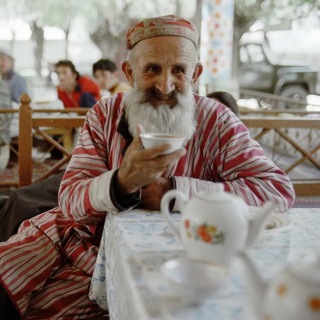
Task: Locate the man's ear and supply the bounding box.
[121,60,134,86]
[191,63,203,85]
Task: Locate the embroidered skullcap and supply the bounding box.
[126,15,199,50]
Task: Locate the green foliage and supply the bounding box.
[0,0,318,70]
[235,0,320,34]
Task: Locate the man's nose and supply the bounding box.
[156,72,175,95]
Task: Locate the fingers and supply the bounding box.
[118,124,186,194]
[127,124,144,153]
[137,124,145,134]
[139,178,173,210]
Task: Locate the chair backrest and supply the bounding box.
[18,93,86,186]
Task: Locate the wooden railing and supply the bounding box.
[239,108,320,116]
[0,94,88,188]
[238,88,312,109]
[1,94,319,196]
[18,96,86,186]
[241,116,320,196]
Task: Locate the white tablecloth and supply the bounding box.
[90,208,320,320]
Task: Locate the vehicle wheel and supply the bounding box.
[279,85,309,109]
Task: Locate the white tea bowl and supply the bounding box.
[140,133,185,154]
[160,257,228,305]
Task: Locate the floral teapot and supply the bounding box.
[160,183,275,266]
[240,250,320,320]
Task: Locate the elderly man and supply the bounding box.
[0,15,294,318]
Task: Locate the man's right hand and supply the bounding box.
[115,125,185,196]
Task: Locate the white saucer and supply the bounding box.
[263,213,291,231]
[160,257,228,305]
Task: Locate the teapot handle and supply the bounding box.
[161,190,187,239]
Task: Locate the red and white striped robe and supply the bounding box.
[0,93,295,318]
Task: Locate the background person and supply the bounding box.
[207,91,239,115]
[0,76,12,171]
[92,58,131,98]
[55,60,100,108]
[0,15,294,319]
[0,48,28,103]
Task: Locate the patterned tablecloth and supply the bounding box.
[89,208,320,320]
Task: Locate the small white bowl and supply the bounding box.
[160,257,228,305]
[139,133,185,154]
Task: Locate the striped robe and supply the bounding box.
[0,93,295,318]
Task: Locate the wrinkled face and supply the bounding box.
[123,36,203,138]
[123,36,202,109]
[0,54,13,75]
[55,66,77,91]
[93,70,115,90]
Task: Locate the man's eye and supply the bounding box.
[146,66,158,73]
[173,67,185,74]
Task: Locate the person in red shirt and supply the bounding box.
[55,60,100,108]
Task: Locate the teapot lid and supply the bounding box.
[196,183,240,202]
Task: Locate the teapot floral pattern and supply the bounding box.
[309,297,320,312]
[184,219,225,244]
[273,283,320,312]
[263,282,320,319]
[161,188,273,266]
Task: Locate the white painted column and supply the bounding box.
[199,0,235,96]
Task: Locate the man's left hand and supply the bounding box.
[139,177,173,210]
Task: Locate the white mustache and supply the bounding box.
[124,85,196,139]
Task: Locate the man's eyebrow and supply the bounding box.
[143,62,188,71]
[173,63,188,70]
[143,62,160,70]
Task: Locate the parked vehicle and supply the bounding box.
[238,39,318,109]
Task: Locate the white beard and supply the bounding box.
[124,85,196,139]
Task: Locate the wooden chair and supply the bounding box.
[18,94,86,186]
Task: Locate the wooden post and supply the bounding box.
[19,93,33,187]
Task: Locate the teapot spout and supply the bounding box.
[238,251,267,319]
[245,201,275,248]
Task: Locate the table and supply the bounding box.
[90,208,320,320]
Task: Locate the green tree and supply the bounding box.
[8,0,88,75]
[25,0,88,74]
[0,0,25,53]
[86,0,194,60]
[0,0,197,75]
